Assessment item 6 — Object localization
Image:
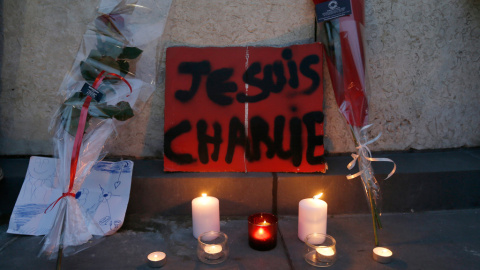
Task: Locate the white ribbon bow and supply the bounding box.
[346,125,396,180]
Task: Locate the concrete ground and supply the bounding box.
[1,149,479,269]
[1,209,479,270]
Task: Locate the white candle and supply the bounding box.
[372,247,393,263]
[316,246,335,262]
[147,251,166,268]
[192,193,220,238]
[204,244,223,260]
[298,193,327,242]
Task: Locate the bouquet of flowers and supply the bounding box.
[40,0,172,260]
[314,0,395,245]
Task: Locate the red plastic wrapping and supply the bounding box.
[316,0,395,245]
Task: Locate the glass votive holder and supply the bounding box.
[248,212,278,251]
[304,233,337,267]
[197,231,228,264]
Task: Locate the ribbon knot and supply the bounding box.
[44,71,132,214]
[44,192,76,214]
[346,125,396,180]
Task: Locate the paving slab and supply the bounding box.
[280,209,480,270]
[0,216,290,270]
[1,210,480,269]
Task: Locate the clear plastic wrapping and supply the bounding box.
[40,0,172,259]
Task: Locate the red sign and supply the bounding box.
[164,44,326,172]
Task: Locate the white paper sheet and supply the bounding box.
[7,156,133,236]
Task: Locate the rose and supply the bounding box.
[95,13,125,37]
[58,13,143,135]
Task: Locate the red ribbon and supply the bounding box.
[45,71,132,214]
[44,192,76,213]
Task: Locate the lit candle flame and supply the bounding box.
[202,193,207,197]
[313,193,323,200]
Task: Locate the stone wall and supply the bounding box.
[1,0,479,157]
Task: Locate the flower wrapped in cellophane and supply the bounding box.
[33,0,171,260]
[314,0,395,245]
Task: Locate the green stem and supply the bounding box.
[56,205,67,270]
[368,187,379,246]
[349,125,382,246]
[374,202,383,230]
[368,188,379,246]
[56,247,63,270]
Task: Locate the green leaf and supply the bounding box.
[92,101,134,121]
[92,103,119,119]
[64,92,87,106]
[96,34,108,55]
[81,50,114,82]
[118,47,143,59]
[60,91,135,135]
[60,104,91,136]
[102,39,124,58]
[88,49,102,59]
[117,60,130,76]
[80,61,99,83]
[82,55,123,82]
[87,102,112,119]
[113,101,134,121]
[93,56,120,71]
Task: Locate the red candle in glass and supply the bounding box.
[248,213,277,251]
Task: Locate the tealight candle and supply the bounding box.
[304,233,337,267]
[204,244,223,260]
[197,231,229,264]
[298,193,327,242]
[147,251,166,268]
[372,247,393,263]
[192,193,220,238]
[253,226,271,241]
[316,246,335,262]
